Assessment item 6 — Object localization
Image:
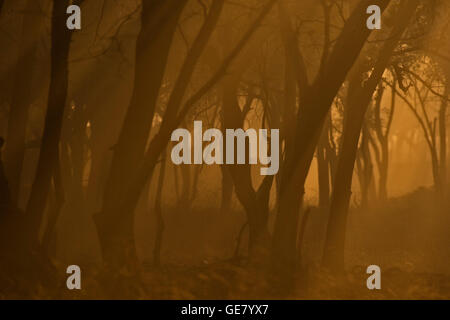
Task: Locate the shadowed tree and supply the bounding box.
[95,0,225,273]
[371,78,396,201]
[25,0,83,245]
[271,0,391,288]
[95,0,188,269]
[0,137,11,213]
[322,0,420,271]
[3,0,45,205]
[107,0,277,274]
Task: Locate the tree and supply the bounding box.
[371,79,396,201]
[25,0,83,245]
[94,0,225,273]
[322,0,420,271]
[271,0,391,286]
[387,60,448,195]
[3,0,45,205]
[106,0,277,274]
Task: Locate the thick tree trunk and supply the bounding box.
[4,0,44,205]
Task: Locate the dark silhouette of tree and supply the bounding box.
[153,148,167,267]
[322,0,420,271]
[371,79,396,201]
[95,0,226,273]
[0,137,11,213]
[111,0,277,273]
[272,0,391,287]
[3,0,45,204]
[25,0,83,245]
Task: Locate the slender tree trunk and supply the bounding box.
[25,0,75,244]
[41,150,64,255]
[178,163,192,208]
[360,124,374,208]
[326,113,338,187]
[374,80,395,201]
[153,150,167,267]
[4,0,44,205]
[220,166,234,213]
[439,84,448,194]
[317,122,330,208]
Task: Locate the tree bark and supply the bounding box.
[4,0,44,205]
[95,0,187,270]
[153,150,167,267]
[220,166,234,213]
[272,0,391,286]
[317,121,330,208]
[439,83,448,194]
[25,0,76,244]
[95,0,225,273]
[322,0,419,271]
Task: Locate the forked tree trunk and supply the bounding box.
[221,71,273,265]
[322,1,419,271]
[95,0,187,271]
[272,0,391,287]
[95,0,225,273]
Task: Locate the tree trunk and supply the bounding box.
[439,84,448,194]
[221,70,273,265]
[272,0,391,286]
[4,0,44,205]
[317,122,330,208]
[153,150,167,267]
[25,0,75,244]
[220,166,234,213]
[322,1,418,271]
[41,150,64,255]
[95,0,187,271]
[95,0,224,273]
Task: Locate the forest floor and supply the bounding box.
[1,187,449,299]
